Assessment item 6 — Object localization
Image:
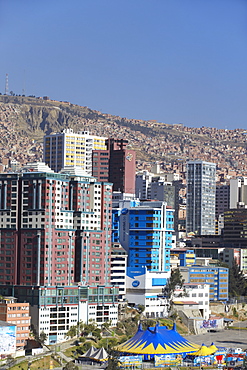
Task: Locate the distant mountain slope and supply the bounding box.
[0,94,246,172]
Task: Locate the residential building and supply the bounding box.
[110,243,127,300]
[0,166,112,287]
[170,249,196,267]
[135,171,186,235]
[115,200,174,272]
[173,283,210,319]
[0,297,30,350]
[223,208,247,249]
[112,199,174,316]
[186,161,216,235]
[215,184,230,219]
[230,177,247,209]
[43,129,107,174]
[241,249,247,275]
[150,181,175,208]
[92,150,110,182]
[0,285,119,345]
[180,266,228,301]
[135,171,153,199]
[106,138,136,195]
[92,138,136,195]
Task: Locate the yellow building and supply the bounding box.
[43,129,107,174]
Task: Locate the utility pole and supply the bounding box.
[5,74,8,95]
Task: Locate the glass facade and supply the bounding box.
[187,161,216,235]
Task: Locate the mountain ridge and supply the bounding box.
[0,94,246,174]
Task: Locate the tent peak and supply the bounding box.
[154,322,159,333]
[137,322,143,332]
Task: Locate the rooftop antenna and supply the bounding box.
[22,70,26,96]
[5,74,8,95]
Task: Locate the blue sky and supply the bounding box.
[0,0,246,129]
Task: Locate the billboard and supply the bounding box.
[155,354,182,367]
[0,324,16,355]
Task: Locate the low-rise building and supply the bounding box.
[173,283,210,319]
[0,297,30,351]
[126,266,170,319]
[179,266,228,301]
[0,285,119,345]
[170,249,196,267]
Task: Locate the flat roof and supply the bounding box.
[0,320,16,327]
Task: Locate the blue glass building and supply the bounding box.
[180,265,228,301]
[113,200,174,273]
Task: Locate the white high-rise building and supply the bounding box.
[230,177,247,209]
[186,161,216,235]
[43,129,107,175]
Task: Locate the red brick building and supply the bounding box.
[93,138,136,195]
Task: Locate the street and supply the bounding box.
[186,329,247,349]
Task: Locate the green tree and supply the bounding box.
[62,361,79,370]
[31,326,47,346]
[66,325,77,338]
[229,260,247,297]
[39,331,47,345]
[136,304,145,314]
[98,337,118,350]
[165,268,184,299]
[80,341,95,352]
[92,328,102,340]
[83,322,97,336]
[105,350,121,370]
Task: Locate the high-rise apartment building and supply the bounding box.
[92,150,110,182]
[135,171,186,236]
[0,166,112,287]
[186,161,216,235]
[223,208,247,248]
[43,129,107,174]
[112,200,174,318]
[93,138,136,194]
[44,130,136,195]
[215,184,230,219]
[108,138,136,194]
[230,177,247,209]
[113,200,174,273]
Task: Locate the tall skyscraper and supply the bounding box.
[230,177,247,209]
[186,160,216,235]
[44,130,136,195]
[93,138,136,195]
[112,199,174,318]
[43,129,107,174]
[113,200,174,273]
[0,165,112,286]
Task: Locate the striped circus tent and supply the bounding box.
[208,343,218,354]
[117,323,200,355]
[192,344,214,357]
[90,347,108,361]
[82,346,97,357]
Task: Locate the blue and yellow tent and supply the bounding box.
[117,323,200,355]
